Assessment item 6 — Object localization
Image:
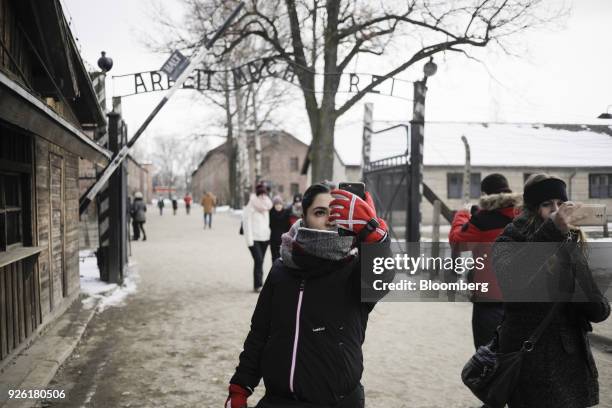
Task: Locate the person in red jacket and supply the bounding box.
[449,173,520,349]
[183,193,192,215]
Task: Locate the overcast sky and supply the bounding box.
[64,0,612,165]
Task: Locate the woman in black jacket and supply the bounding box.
[493,174,610,408]
[269,196,291,263]
[225,183,392,408]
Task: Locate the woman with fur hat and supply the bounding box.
[226,182,392,408]
[492,174,610,408]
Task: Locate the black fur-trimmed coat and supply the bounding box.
[493,215,610,408]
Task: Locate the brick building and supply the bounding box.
[191,130,310,205]
[0,0,109,363]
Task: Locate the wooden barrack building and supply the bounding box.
[0,0,109,363]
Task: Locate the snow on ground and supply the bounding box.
[79,250,139,312]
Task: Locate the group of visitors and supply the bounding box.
[226,174,609,408]
[449,173,609,408]
[127,175,609,408]
[156,195,182,216]
[241,184,305,292]
[131,191,217,242]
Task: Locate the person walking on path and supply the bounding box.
[157,196,165,215]
[130,192,147,241]
[201,191,217,229]
[184,193,193,215]
[493,174,610,408]
[225,182,393,408]
[171,196,178,216]
[269,195,290,262]
[288,193,303,226]
[449,173,520,349]
[241,184,272,291]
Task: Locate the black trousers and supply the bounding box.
[249,240,269,289]
[270,240,281,263]
[472,302,504,349]
[132,221,146,240]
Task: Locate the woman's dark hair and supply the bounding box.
[301,182,332,215]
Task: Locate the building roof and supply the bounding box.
[0,0,111,165]
[366,122,612,168]
[22,0,106,126]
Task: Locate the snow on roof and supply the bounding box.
[366,122,612,168]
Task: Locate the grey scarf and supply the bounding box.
[280,219,356,269]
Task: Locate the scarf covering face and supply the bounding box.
[280,219,356,271]
[249,193,273,213]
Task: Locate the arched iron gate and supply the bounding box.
[363,125,455,248]
[363,154,410,250]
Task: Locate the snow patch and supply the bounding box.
[79,250,139,312]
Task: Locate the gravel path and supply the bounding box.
[45,207,612,408]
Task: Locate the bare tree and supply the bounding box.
[194,0,565,181]
[145,0,292,207]
[150,134,191,196]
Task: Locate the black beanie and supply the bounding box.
[523,178,568,208]
[481,173,511,195]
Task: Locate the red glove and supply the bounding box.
[329,189,387,243]
[225,384,250,408]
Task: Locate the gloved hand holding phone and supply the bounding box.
[329,188,387,243]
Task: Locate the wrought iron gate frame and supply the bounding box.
[362,124,411,250]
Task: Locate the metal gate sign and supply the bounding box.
[160,50,190,81]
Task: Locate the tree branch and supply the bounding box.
[336,38,488,117]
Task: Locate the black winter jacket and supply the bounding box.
[269,208,291,244]
[230,239,392,407]
[493,216,610,408]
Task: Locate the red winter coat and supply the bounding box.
[449,193,521,301]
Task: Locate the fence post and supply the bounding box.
[431,200,441,280]
[103,111,128,284]
[408,80,426,243]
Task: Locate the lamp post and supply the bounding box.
[597,105,612,119]
[407,57,437,243]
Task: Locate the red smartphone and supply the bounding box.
[339,182,366,200]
